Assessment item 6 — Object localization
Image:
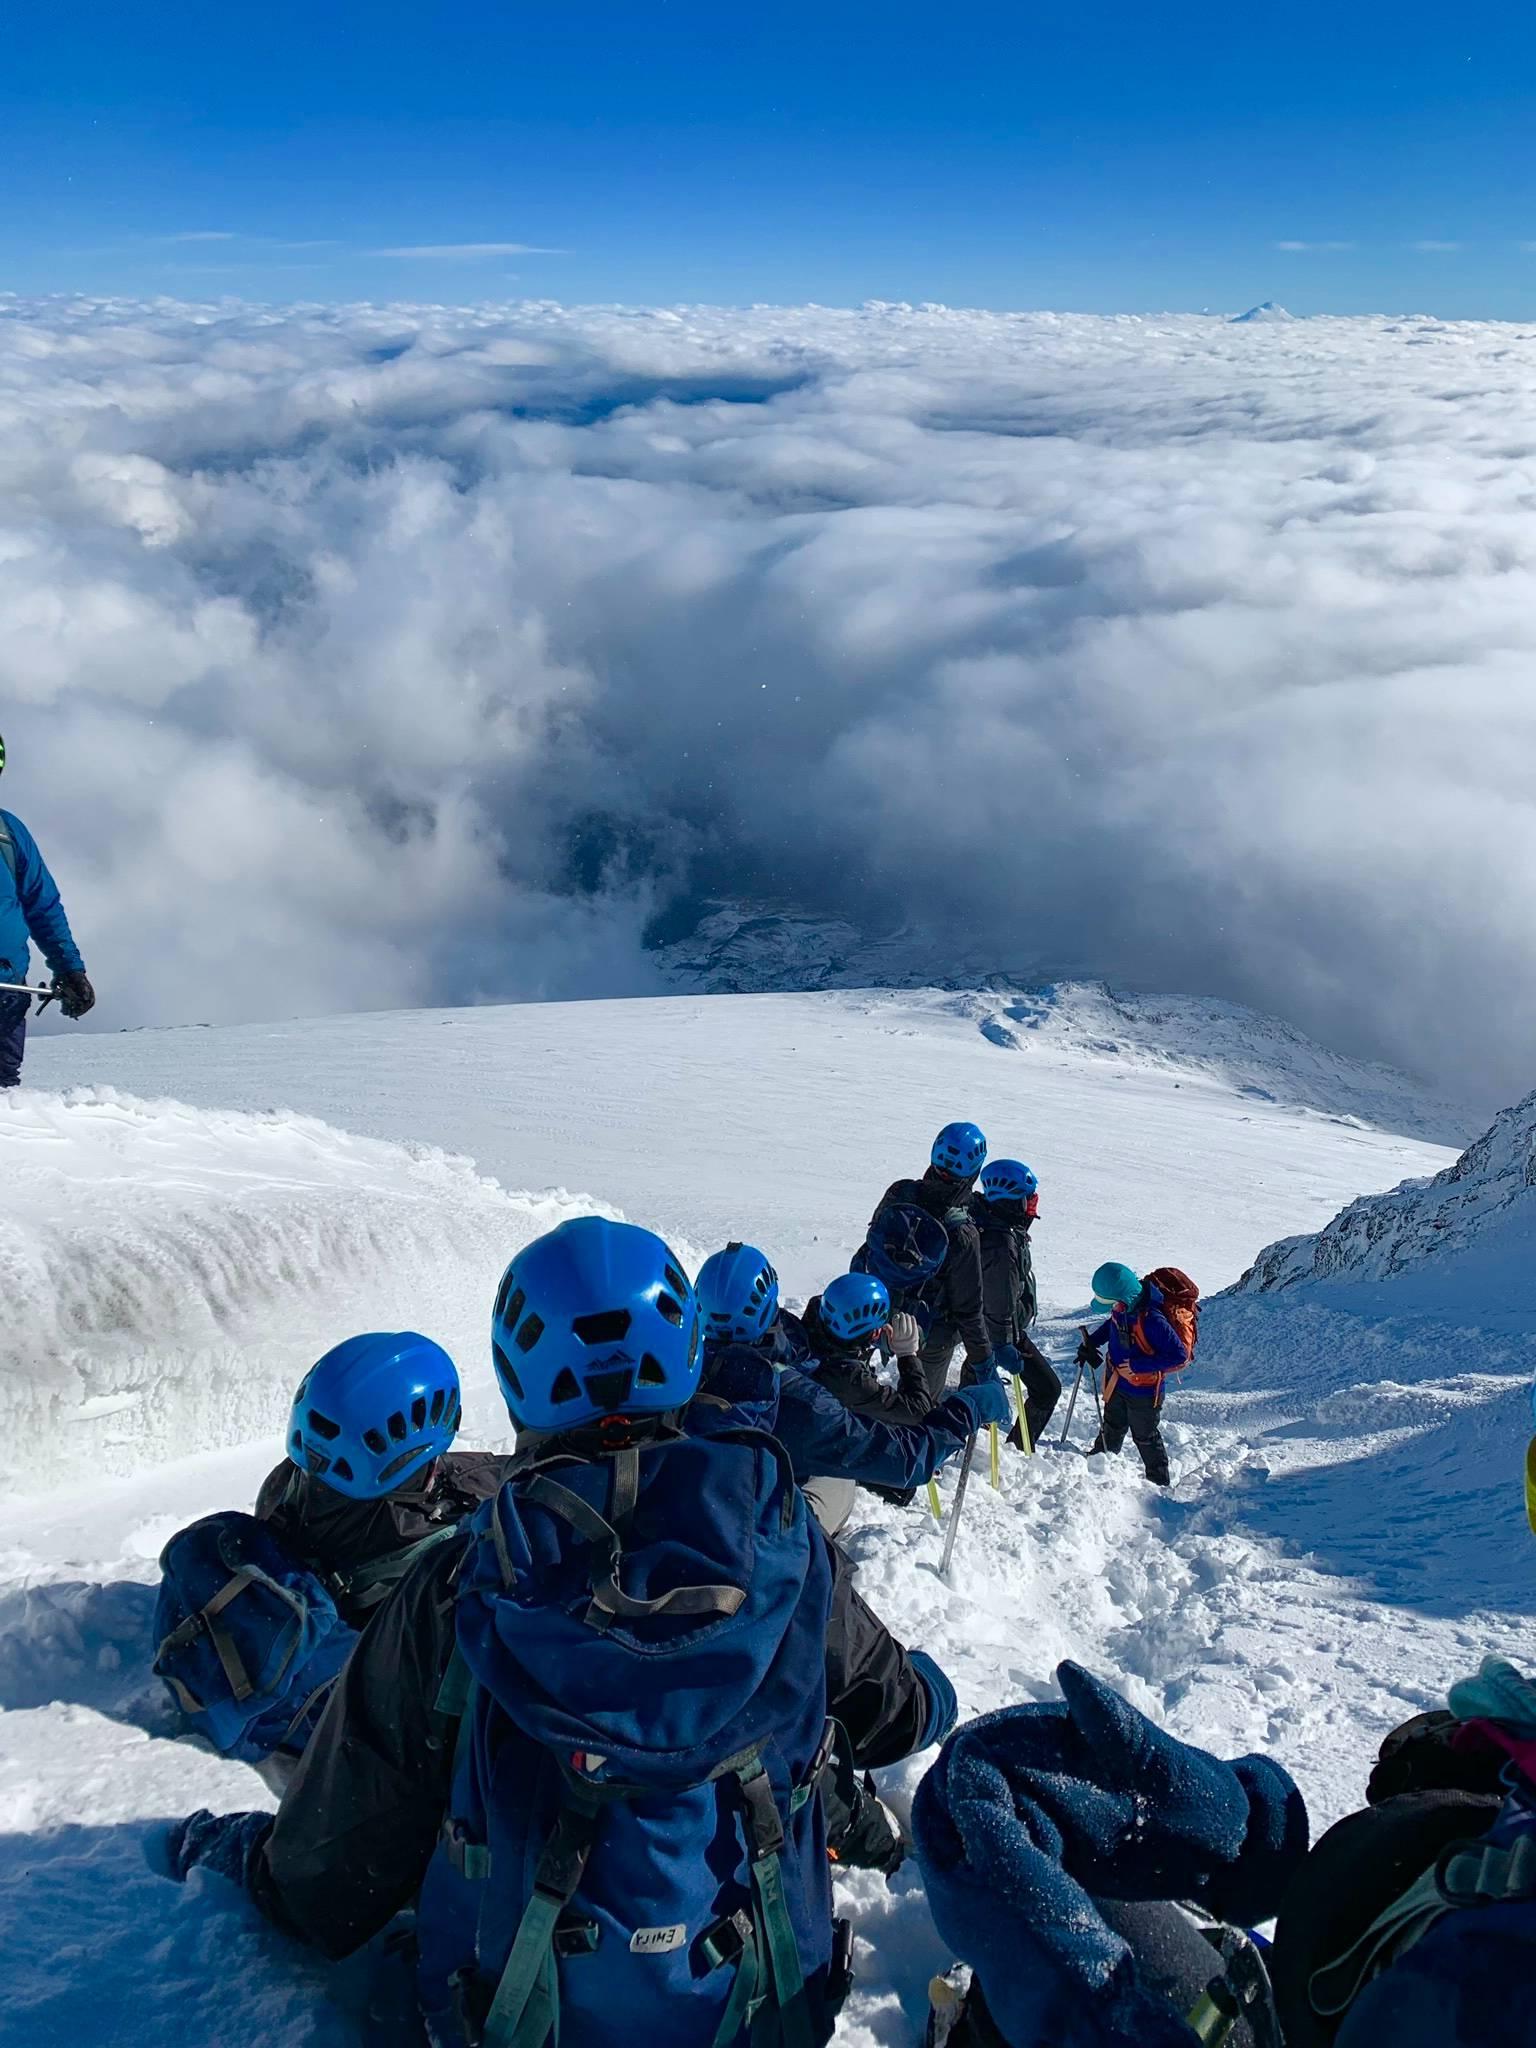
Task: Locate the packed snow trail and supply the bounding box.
[4,988,1525,2047]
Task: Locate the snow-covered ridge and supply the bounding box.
[649,930,1473,1143]
[1232,1084,1536,1293]
[0,1087,595,1493]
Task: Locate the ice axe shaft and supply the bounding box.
[0,979,55,998]
[1080,1326,1107,1436]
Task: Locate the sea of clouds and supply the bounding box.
[2,294,1533,1102]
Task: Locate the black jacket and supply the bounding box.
[970,1196,1038,1348]
[254,1450,513,1629]
[872,1169,992,1365]
[792,1301,935,1424]
[250,1489,934,1957]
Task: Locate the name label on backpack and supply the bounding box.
[629,1923,687,1955]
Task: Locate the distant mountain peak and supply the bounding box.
[1231,301,1297,324]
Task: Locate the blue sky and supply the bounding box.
[4,0,1535,315]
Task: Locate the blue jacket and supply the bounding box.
[697,1333,1007,1492]
[0,809,85,984]
[1086,1284,1190,1402]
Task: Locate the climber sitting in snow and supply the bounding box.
[152,1333,508,1766]
[1083,1262,1199,1488]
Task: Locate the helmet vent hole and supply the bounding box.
[571,1308,630,1345]
[656,1293,684,1329]
[363,1427,387,1455]
[550,1367,583,1405]
[429,1389,445,1424]
[387,1410,408,1442]
[379,1449,426,1485]
[638,1353,667,1387]
[495,1276,523,1327]
[332,1457,354,1483]
[663,1264,687,1300]
[306,1409,341,1442]
[411,1397,427,1431]
[493,1342,523,1402]
[448,1400,462,1431]
[515,1312,545,1355]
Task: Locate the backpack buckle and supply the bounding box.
[552,1914,601,1958]
[699,1909,754,1971]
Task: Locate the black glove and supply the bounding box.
[55,969,95,1020]
[160,1808,273,1886]
[1075,1339,1099,1368]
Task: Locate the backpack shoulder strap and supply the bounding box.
[0,814,15,885]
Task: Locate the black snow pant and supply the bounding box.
[1091,1387,1170,1486]
[1002,1334,1063,1452]
[0,994,26,1088]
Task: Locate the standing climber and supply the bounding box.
[971,1159,1062,1451]
[871,1122,993,1400]
[0,732,94,1086]
[1083,1261,1199,1487]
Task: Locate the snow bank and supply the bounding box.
[0,1087,596,1493]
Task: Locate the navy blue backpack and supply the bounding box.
[152,1511,359,1762]
[415,1425,846,2048]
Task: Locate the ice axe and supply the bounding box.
[938,1432,979,1577]
[0,978,59,1011]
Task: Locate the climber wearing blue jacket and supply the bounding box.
[1083,1262,1198,1487]
[693,1242,1009,1538]
[0,733,94,1086]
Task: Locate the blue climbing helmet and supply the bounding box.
[864,1202,951,1292]
[695,1240,780,1347]
[491,1216,701,1432]
[820,1270,891,1346]
[980,1158,1038,1204]
[932,1120,988,1178]
[287,1332,462,1500]
[1091,1261,1143,1312]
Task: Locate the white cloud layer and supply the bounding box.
[0,294,1532,1102]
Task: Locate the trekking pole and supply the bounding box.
[0,979,57,1003]
[926,1480,942,1520]
[1057,1362,1084,1447]
[988,1422,1001,1488]
[939,1434,978,1577]
[1080,1327,1107,1437]
[1013,1372,1034,1455]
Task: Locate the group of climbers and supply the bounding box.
[146,1113,1532,2047]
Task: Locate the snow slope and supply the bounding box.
[3,987,1527,2048]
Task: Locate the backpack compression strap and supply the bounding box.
[154,1565,309,1713]
[515,1444,750,1631]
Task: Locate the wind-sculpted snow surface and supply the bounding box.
[4,296,1536,1103]
[0,1087,591,1491]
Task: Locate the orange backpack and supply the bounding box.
[1133,1267,1200,1363]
